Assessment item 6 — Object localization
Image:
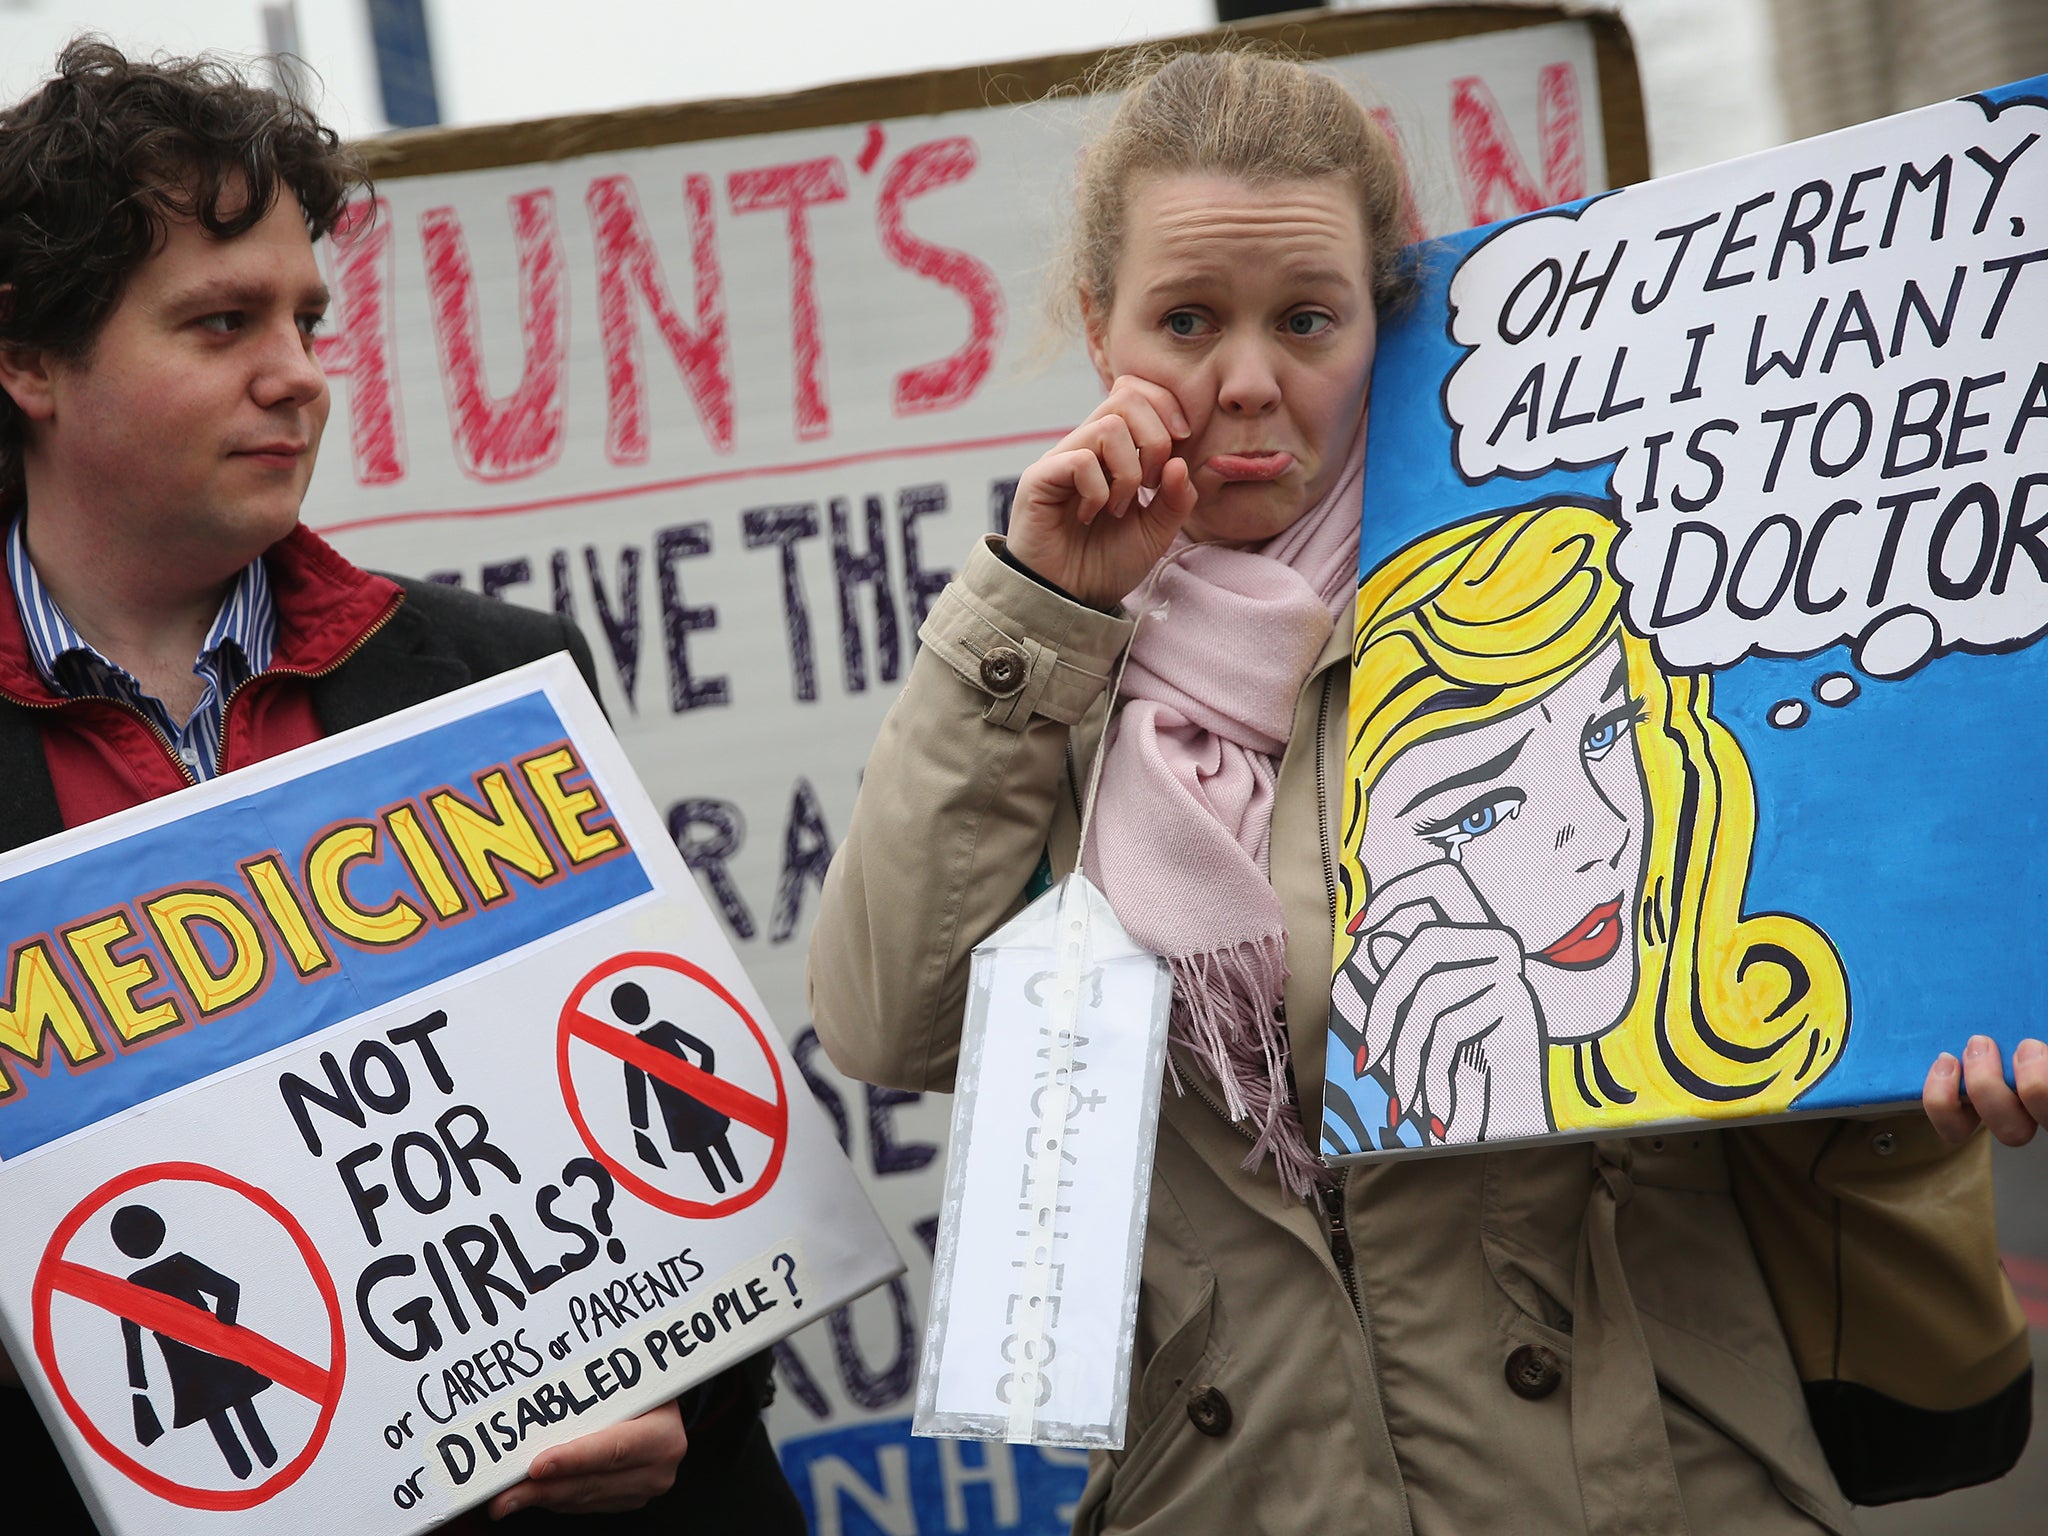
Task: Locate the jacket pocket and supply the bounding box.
[1079,1112,1259,1534]
[1106,1276,1218,1507]
[1479,1148,1584,1335]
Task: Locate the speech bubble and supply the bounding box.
[1442,90,2048,681]
[1814,670,1861,705]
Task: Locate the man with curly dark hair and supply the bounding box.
[0,40,801,1536]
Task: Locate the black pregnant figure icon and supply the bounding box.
[112,1203,278,1481]
[614,980,745,1193]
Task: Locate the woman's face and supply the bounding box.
[1087,173,1377,545]
[1358,641,1650,1042]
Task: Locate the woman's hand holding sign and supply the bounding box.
[1336,862,1548,1146]
[1924,1037,2048,1146]
[1006,376,1199,608]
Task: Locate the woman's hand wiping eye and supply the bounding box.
[1004,375,1201,609]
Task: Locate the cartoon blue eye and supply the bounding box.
[1458,804,1500,835]
[1416,791,1524,864]
[1581,701,1644,763]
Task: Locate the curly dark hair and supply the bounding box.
[0,38,369,492]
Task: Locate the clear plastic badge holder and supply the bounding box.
[914,570,1179,1449]
[913,871,1170,1446]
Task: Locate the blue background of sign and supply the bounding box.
[0,690,650,1158]
[781,1417,1087,1536]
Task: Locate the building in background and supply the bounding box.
[1768,0,2048,137]
[363,0,440,126]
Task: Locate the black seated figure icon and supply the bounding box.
[111,1203,278,1481]
[613,980,745,1194]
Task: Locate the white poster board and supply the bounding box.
[0,657,899,1534]
[301,11,1641,1529]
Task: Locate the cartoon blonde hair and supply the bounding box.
[1340,504,1848,1129]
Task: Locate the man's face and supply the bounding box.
[35,186,330,574]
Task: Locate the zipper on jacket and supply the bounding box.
[1181,1064,1259,1145]
[1152,671,1376,1378]
[1320,1173,1365,1330]
[213,589,405,767]
[130,700,200,788]
[1174,669,1370,1323]
[1182,1042,1366,1335]
[0,684,204,790]
[1314,673,1339,933]
[1312,671,1367,1332]
[0,583,404,790]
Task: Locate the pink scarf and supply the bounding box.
[1084,420,1365,1198]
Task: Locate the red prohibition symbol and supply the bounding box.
[31,1162,346,1511]
[556,951,789,1219]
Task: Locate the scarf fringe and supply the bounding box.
[1168,940,1326,1199]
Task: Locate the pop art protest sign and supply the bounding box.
[1325,78,2048,1158]
[0,657,899,1533]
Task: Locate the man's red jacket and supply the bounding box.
[0,524,402,827]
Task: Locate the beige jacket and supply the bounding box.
[810,540,2022,1536]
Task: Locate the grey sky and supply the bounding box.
[0,1,1787,175]
[0,0,1212,138]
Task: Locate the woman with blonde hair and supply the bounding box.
[810,46,2022,1535]
[1332,503,1848,1150]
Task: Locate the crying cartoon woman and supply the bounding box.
[1330,503,1848,1149]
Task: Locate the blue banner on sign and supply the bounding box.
[0,690,650,1158]
[779,1416,1088,1536]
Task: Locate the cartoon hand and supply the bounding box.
[1005,375,1200,607]
[1341,862,1549,1144]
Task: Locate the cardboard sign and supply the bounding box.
[1324,77,2048,1158]
[301,8,1644,1526]
[0,657,900,1533]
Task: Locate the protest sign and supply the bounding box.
[1325,77,2048,1158]
[300,8,1644,1526]
[0,657,900,1533]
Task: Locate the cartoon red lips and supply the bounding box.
[1534,898,1625,969]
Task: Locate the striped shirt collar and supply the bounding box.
[6,512,277,778]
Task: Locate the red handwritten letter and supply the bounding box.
[1449,63,1587,228]
[421,190,569,483]
[588,173,734,463]
[876,138,1004,417]
[728,158,848,442]
[314,198,405,486]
